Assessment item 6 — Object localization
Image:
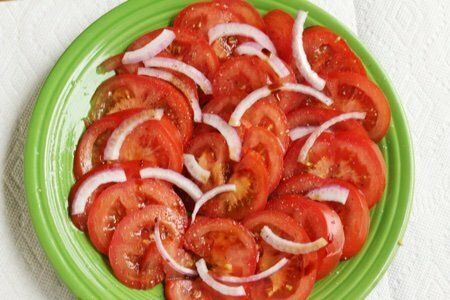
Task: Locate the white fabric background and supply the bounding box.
[0,0,449,299]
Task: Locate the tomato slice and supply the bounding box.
[243,127,283,192]
[184,216,258,277]
[243,210,317,299]
[324,72,391,141]
[108,205,185,289]
[88,74,193,145]
[69,161,147,231]
[267,194,344,279]
[212,56,299,106]
[273,174,370,259]
[118,118,183,172]
[200,151,269,220]
[174,1,242,38]
[87,179,187,254]
[214,0,265,30]
[303,27,366,77]
[283,131,386,208]
[186,132,230,190]
[165,279,214,300]
[263,9,295,63]
[287,107,369,138]
[74,109,142,180]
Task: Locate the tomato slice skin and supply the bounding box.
[74,109,142,180]
[243,210,318,300]
[87,179,187,254]
[243,127,283,192]
[267,194,344,279]
[303,26,366,77]
[283,131,386,207]
[263,9,295,63]
[108,205,185,289]
[88,74,193,145]
[184,216,258,277]
[325,72,391,141]
[69,161,148,231]
[118,118,183,173]
[273,174,370,259]
[287,107,369,139]
[200,151,269,220]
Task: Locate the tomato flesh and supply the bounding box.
[243,210,317,300]
[264,9,295,63]
[267,194,344,279]
[88,74,193,145]
[108,205,185,289]
[87,179,187,254]
[200,151,269,220]
[184,217,258,277]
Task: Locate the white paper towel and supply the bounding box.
[0,0,449,299]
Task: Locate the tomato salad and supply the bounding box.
[70,1,390,299]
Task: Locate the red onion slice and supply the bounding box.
[260,226,327,254]
[236,42,290,78]
[140,167,203,201]
[217,258,289,283]
[292,11,326,90]
[196,259,246,297]
[154,220,198,276]
[138,67,202,122]
[203,114,242,162]
[191,184,236,224]
[122,29,175,64]
[307,185,350,205]
[289,126,318,141]
[144,57,212,95]
[208,23,277,54]
[228,86,271,127]
[71,168,127,215]
[278,83,333,106]
[103,109,164,161]
[298,112,366,163]
[183,154,211,184]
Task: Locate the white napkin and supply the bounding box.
[1,1,449,299]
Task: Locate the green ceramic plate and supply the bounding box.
[24,0,414,299]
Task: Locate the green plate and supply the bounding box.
[24,0,414,299]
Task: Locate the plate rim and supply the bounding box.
[23,0,414,299]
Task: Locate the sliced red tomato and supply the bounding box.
[200,151,269,220]
[186,132,230,190]
[241,100,290,152]
[212,56,299,106]
[243,210,317,299]
[263,9,295,63]
[108,204,185,289]
[214,0,265,30]
[184,216,258,277]
[283,131,385,207]
[88,74,193,145]
[324,72,391,141]
[303,27,366,77]
[273,174,370,259]
[118,118,183,172]
[74,109,142,180]
[243,127,283,192]
[174,1,242,38]
[68,161,148,231]
[165,279,214,300]
[287,107,369,138]
[87,179,187,254]
[267,194,344,279]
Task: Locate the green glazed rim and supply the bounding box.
[24,0,414,299]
